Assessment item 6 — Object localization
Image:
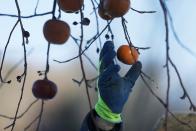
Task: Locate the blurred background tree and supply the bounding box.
[0,0,196,131]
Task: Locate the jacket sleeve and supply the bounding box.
[80,109,123,131]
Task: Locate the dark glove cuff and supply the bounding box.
[85,109,123,131]
[94,112,115,130]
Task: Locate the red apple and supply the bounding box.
[32,79,57,100]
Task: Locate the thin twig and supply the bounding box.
[79,8,99,131]
[164,4,196,58]
[140,74,194,131]
[71,35,98,70]
[0,99,39,119]
[24,115,40,131]
[0,48,33,88]
[169,58,196,111]
[131,7,156,14]
[44,43,51,79]
[52,0,57,19]
[34,0,40,14]
[141,71,158,88]
[107,20,114,41]
[36,100,44,131]
[121,17,133,46]
[90,0,102,48]
[0,12,52,18]
[159,0,170,130]
[0,20,19,84]
[24,100,44,131]
[135,46,151,50]
[168,111,194,131]
[6,0,28,130]
[54,20,112,63]
[140,74,166,107]
[79,9,93,111]
[72,77,84,87]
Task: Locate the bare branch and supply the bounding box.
[169,58,196,111]
[72,77,84,87]
[34,0,40,14]
[36,100,44,131]
[71,35,98,70]
[140,74,166,107]
[0,99,39,120]
[53,20,112,63]
[0,12,52,18]
[24,115,40,131]
[164,4,196,58]
[141,74,194,131]
[5,0,28,130]
[0,20,19,84]
[78,8,93,110]
[159,0,171,130]
[131,7,156,14]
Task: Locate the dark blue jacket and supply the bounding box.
[80,109,122,131]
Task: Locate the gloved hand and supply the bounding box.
[95,41,142,123]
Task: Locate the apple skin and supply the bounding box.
[98,4,113,20]
[32,79,57,100]
[102,0,130,18]
[58,0,84,13]
[43,19,70,44]
[117,45,139,65]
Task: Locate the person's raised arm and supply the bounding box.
[80,41,142,131]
